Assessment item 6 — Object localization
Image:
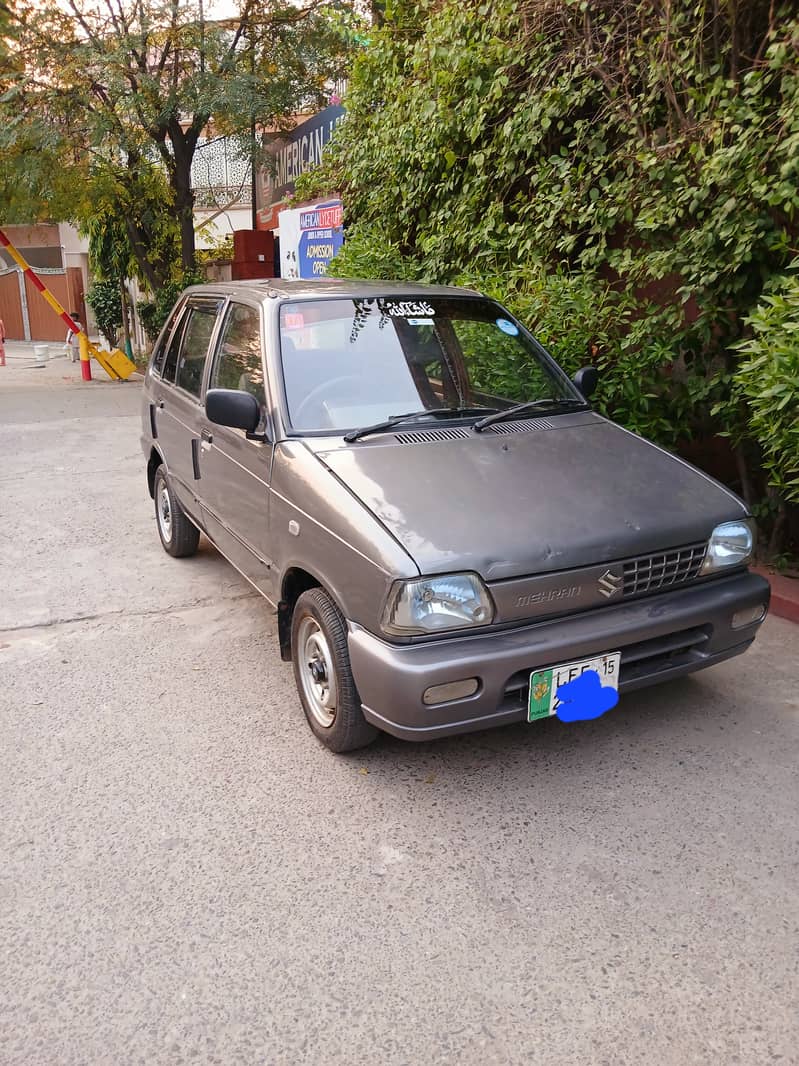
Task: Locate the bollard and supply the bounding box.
[78,332,92,382]
[34,344,49,365]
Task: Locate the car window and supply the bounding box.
[450,318,552,401]
[175,302,222,397]
[152,304,183,376]
[278,297,578,432]
[152,338,167,377]
[161,307,189,383]
[208,303,267,429]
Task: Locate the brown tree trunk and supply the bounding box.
[767,491,787,557]
[124,218,162,292]
[119,277,132,356]
[733,444,754,509]
[173,165,196,274]
[168,122,200,274]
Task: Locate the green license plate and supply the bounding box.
[528,652,621,721]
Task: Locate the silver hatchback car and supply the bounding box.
[141,279,769,751]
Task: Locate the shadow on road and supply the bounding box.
[324,673,722,783]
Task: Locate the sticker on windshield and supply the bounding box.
[496,318,519,336]
[407,317,434,326]
[380,300,436,318]
[283,312,305,330]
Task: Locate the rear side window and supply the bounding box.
[152,304,182,376]
[209,303,267,428]
[175,302,222,397]
[161,308,189,383]
[152,341,167,376]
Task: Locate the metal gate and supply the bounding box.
[0,266,86,341]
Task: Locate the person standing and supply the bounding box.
[66,313,81,362]
[0,316,6,366]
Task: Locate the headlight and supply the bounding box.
[382,573,495,636]
[699,519,755,575]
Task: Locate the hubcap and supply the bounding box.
[297,616,338,729]
[157,483,172,542]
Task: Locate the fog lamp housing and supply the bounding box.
[423,679,480,706]
[731,604,767,630]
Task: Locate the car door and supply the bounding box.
[154,296,224,519]
[198,300,276,600]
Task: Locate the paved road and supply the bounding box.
[1,362,797,1065]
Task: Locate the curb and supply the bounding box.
[752,565,799,624]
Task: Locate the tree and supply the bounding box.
[0,0,11,46]
[308,0,799,551]
[729,267,799,551]
[80,162,181,293]
[2,0,358,279]
[85,279,123,348]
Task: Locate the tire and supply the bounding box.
[153,466,200,558]
[291,588,378,753]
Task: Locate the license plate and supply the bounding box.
[528,652,621,722]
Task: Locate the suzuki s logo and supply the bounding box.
[597,569,623,599]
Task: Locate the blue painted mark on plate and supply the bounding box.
[555,669,618,722]
[496,318,519,336]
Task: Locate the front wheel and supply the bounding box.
[291,588,378,753]
[153,466,200,558]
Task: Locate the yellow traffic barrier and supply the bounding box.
[90,343,137,381]
[78,332,91,381]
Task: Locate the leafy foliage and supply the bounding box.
[307,0,799,545]
[137,271,205,342]
[85,280,123,349]
[1,0,360,283]
[80,164,181,293]
[731,268,799,507]
[326,222,421,281]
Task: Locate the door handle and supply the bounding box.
[201,429,213,444]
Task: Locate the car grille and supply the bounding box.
[623,543,706,598]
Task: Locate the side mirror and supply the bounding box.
[206,388,260,433]
[572,365,599,399]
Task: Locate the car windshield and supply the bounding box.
[278,295,581,433]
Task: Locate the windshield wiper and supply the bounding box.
[344,406,498,443]
[473,397,588,432]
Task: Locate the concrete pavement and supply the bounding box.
[0,338,122,382]
[1,369,797,1065]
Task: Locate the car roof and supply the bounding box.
[182,278,482,302]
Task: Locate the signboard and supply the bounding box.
[256,105,345,228]
[279,200,344,279]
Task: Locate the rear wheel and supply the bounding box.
[291,588,377,753]
[153,466,200,558]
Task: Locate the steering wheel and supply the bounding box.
[293,375,364,428]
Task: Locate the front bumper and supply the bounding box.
[348,571,770,741]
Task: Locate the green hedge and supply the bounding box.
[731,267,799,513]
[300,0,799,551]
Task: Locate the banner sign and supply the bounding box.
[279,200,344,279]
[257,105,345,226]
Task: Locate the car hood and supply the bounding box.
[313,415,746,580]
